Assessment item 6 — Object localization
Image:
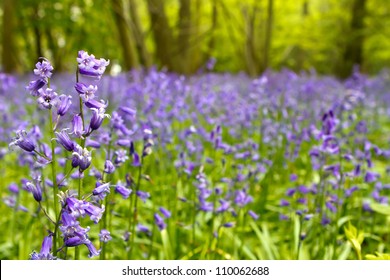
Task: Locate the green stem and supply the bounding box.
[75,171,83,260]
[128,157,144,259]
[49,108,59,256]
[296,216,303,260]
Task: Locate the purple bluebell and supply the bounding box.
[132,152,141,166]
[234,190,253,207]
[362,201,372,212]
[89,107,110,131]
[26,181,42,202]
[72,114,84,138]
[290,174,298,182]
[223,222,234,228]
[114,149,129,166]
[154,213,166,231]
[57,94,72,116]
[137,223,151,235]
[99,229,112,243]
[9,130,36,152]
[345,186,359,197]
[75,82,98,102]
[93,181,110,200]
[77,50,109,80]
[60,211,89,240]
[159,207,171,218]
[115,182,132,199]
[280,199,290,206]
[119,106,137,118]
[286,188,296,197]
[136,190,150,203]
[248,210,259,220]
[321,216,331,226]
[86,138,101,149]
[33,60,54,79]
[85,203,105,223]
[104,160,115,174]
[64,197,89,218]
[26,79,47,96]
[297,185,310,194]
[72,144,92,171]
[37,88,58,109]
[30,234,55,260]
[85,240,101,258]
[55,129,75,152]
[216,199,230,213]
[325,201,337,213]
[8,183,19,194]
[85,98,109,109]
[364,171,379,183]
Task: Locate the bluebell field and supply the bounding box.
[0,52,390,260]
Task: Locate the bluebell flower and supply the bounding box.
[115,182,132,199]
[75,82,98,102]
[89,107,110,131]
[136,191,150,203]
[85,203,105,223]
[55,129,75,152]
[57,94,72,116]
[93,181,110,200]
[77,50,109,80]
[72,114,84,138]
[154,213,166,231]
[104,160,115,174]
[33,60,53,79]
[26,181,42,202]
[30,234,55,260]
[159,207,171,218]
[365,171,380,183]
[137,223,151,235]
[9,130,36,152]
[72,144,92,171]
[248,210,259,220]
[26,79,47,96]
[37,88,58,109]
[99,229,112,243]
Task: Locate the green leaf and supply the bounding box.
[365,253,390,260]
[370,203,390,216]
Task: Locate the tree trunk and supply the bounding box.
[339,0,366,78]
[111,0,139,71]
[147,0,174,70]
[207,0,218,59]
[262,0,273,73]
[2,0,18,72]
[129,0,152,68]
[176,0,192,74]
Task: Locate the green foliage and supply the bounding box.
[1,0,390,75]
[344,222,364,260]
[365,252,390,260]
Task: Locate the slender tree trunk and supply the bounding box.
[243,7,257,76]
[147,0,174,70]
[32,4,43,60]
[262,0,273,73]
[339,0,366,78]
[176,0,192,74]
[129,0,152,68]
[207,0,218,58]
[111,0,139,71]
[2,0,18,72]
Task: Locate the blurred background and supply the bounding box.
[1,0,389,77]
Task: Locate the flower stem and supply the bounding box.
[128,157,144,259]
[49,108,59,256]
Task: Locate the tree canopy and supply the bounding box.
[1,0,389,77]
